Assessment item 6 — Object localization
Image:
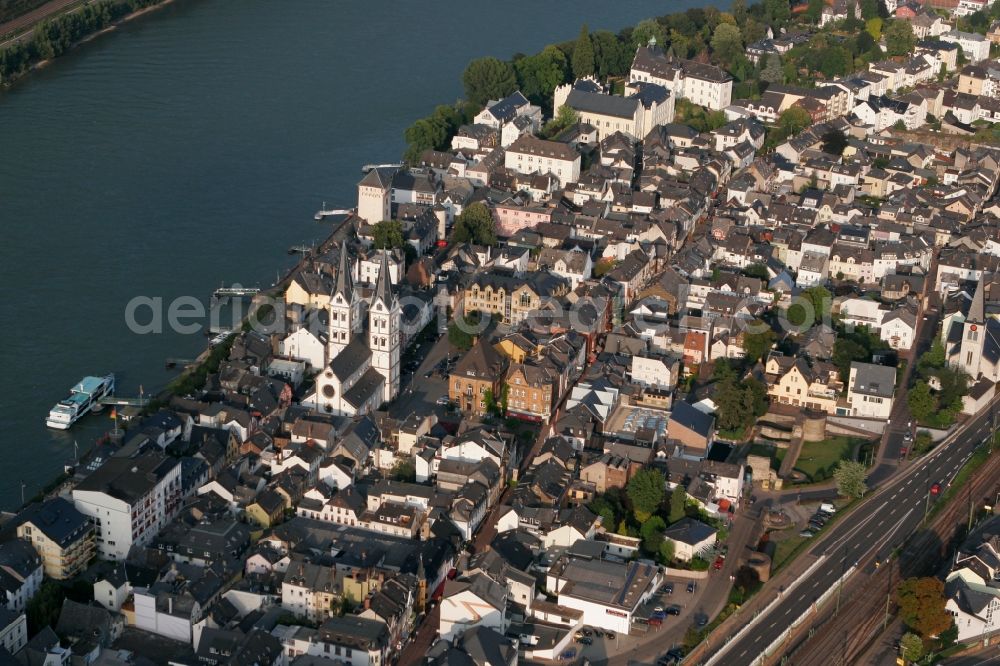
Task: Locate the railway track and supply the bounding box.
[774,450,1000,665]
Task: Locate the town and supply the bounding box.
[8,1,1000,665]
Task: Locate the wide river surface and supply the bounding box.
[0,0,716,509]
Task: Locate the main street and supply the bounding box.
[704,402,999,666]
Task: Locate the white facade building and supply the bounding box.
[72,452,182,561]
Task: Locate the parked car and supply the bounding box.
[695,613,709,627]
[686,581,696,593]
[799,529,815,538]
[435,396,450,405]
[664,583,674,595]
[713,556,725,570]
[666,605,682,615]
[559,648,577,660]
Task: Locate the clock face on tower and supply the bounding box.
[322,385,336,399]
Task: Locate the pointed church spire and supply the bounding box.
[969,278,986,324]
[334,242,353,302]
[374,249,394,306]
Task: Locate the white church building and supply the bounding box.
[948,277,1000,384]
[303,247,402,416]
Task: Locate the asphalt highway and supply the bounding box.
[706,404,998,666]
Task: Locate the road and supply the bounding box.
[942,645,1000,666]
[704,402,999,666]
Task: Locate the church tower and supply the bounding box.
[369,250,401,404]
[328,243,359,359]
[958,279,986,379]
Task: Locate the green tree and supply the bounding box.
[627,469,666,522]
[860,0,881,19]
[711,23,744,66]
[372,220,404,250]
[764,0,791,29]
[448,311,481,351]
[742,324,776,363]
[805,0,825,24]
[669,484,688,524]
[778,106,812,137]
[640,516,667,554]
[391,458,416,482]
[856,30,878,57]
[896,577,952,638]
[632,18,667,49]
[541,105,579,138]
[27,580,65,635]
[453,202,497,246]
[884,20,916,57]
[659,539,676,562]
[514,45,569,106]
[821,129,849,156]
[866,17,883,39]
[908,381,936,423]
[899,633,925,662]
[572,24,596,79]
[592,30,630,78]
[462,57,518,106]
[732,0,749,25]
[834,460,868,498]
[761,54,784,84]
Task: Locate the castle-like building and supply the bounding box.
[309,246,401,416]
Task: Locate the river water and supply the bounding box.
[0,0,717,509]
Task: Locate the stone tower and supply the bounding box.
[368,250,401,404]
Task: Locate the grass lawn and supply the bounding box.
[772,534,809,571]
[793,436,867,482]
[748,443,787,471]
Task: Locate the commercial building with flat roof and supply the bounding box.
[545,549,661,633]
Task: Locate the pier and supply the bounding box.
[314,204,353,221]
[97,397,148,407]
[213,285,260,298]
[360,162,402,173]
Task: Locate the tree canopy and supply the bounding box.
[714,361,769,435]
[572,24,595,79]
[462,57,518,106]
[896,577,953,639]
[371,220,404,250]
[514,45,569,106]
[452,202,498,246]
[627,469,665,522]
[821,129,849,156]
[833,460,867,498]
[669,485,688,524]
[711,23,743,67]
[884,20,916,57]
[632,18,667,49]
[775,106,812,142]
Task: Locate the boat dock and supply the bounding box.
[97,397,148,407]
[361,162,402,173]
[213,285,260,298]
[314,204,352,221]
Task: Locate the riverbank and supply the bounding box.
[0,0,181,89]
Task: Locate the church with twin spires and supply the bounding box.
[307,245,401,416]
